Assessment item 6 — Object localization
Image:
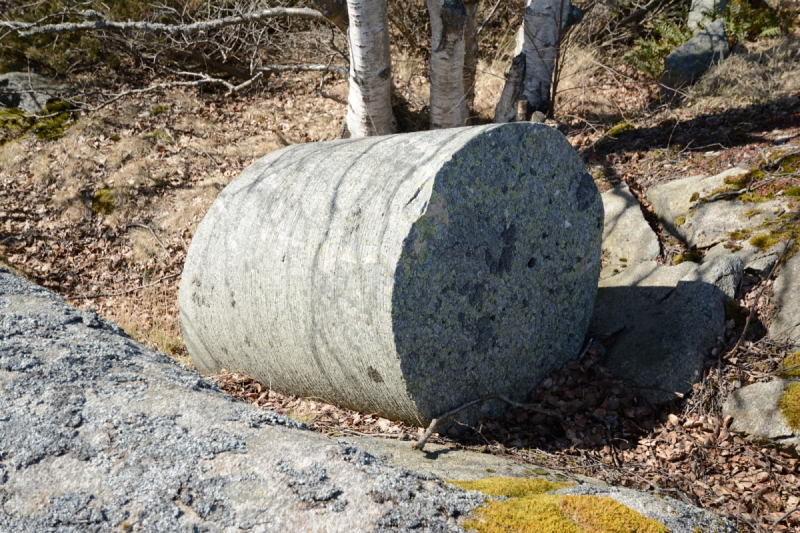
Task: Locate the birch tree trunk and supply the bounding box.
[427,0,469,129]
[462,0,479,116]
[517,0,569,115]
[345,0,395,137]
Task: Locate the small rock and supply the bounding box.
[769,252,800,349]
[600,183,660,279]
[660,19,730,99]
[0,72,69,113]
[722,379,800,454]
[591,255,743,403]
[688,0,727,33]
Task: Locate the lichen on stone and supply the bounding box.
[674,216,686,227]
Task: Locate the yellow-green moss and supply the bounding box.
[729,228,753,241]
[151,104,169,116]
[672,251,701,265]
[451,477,566,498]
[561,495,670,533]
[674,216,686,227]
[607,122,635,138]
[786,187,800,197]
[690,192,700,202]
[749,232,777,250]
[92,187,115,215]
[0,100,73,143]
[780,352,800,379]
[778,382,800,431]
[451,477,669,533]
[743,209,761,218]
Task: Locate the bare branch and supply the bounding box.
[3,7,328,37]
[64,273,181,300]
[256,63,348,78]
[412,394,564,451]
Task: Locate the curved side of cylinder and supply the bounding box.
[180,126,495,423]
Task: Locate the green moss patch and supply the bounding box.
[778,382,800,431]
[780,352,800,379]
[0,100,74,144]
[450,477,668,533]
[672,251,701,265]
[674,216,686,227]
[607,123,635,138]
[92,187,115,215]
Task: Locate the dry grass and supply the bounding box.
[688,35,800,112]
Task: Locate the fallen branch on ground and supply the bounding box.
[412,394,564,451]
[64,272,181,300]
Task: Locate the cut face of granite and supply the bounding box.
[552,485,736,533]
[600,183,660,279]
[769,252,800,349]
[180,123,603,427]
[660,19,730,98]
[722,379,800,453]
[590,255,743,403]
[647,167,792,249]
[688,0,727,33]
[0,270,487,532]
[0,72,69,112]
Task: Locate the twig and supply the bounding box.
[4,7,327,37]
[477,0,503,34]
[64,272,180,300]
[772,506,799,527]
[256,64,348,78]
[127,223,169,258]
[730,238,794,354]
[413,394,563,451]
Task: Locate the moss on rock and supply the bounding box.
[780,352,800,379]
[778,382,800,431]
[450,477,669,533]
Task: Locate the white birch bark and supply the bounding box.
[345,0,395,137]
[427,0,469,129]
[514,0,570,115]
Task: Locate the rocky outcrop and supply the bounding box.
[599,183,660,279]
[0,270,484,532]
[660,19,730,99]
[180,123,603,426]
[0,270,740,532]
[0,72,68,112]
[590,256,742,403]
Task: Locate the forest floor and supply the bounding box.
[2,29,800,532]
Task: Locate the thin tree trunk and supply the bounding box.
[427,0,469,129]
[517,0,569,115]
[345,0,396,137]
[462,0,479,118]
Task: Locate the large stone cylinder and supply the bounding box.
[180,123,603,425]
